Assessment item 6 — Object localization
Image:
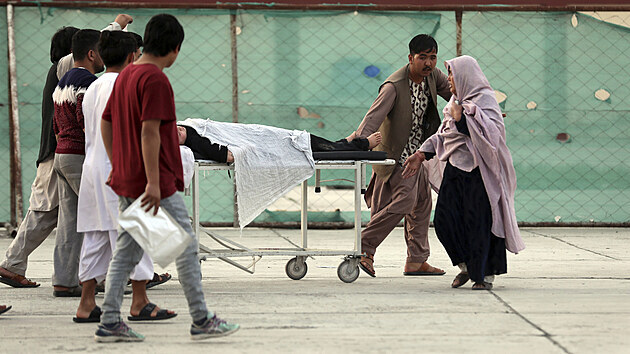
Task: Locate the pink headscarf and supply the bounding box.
[421,55,525,254]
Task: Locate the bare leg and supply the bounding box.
[76,279,97,318]
[129,280,175,317]
[345,131,381,149]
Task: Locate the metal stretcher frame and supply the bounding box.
[190,158,395,283]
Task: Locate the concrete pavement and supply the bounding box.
[0,227,628,353]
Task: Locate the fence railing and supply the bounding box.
[2,3,629,227]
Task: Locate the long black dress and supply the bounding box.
[430,117,507,283]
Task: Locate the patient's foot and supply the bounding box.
[367,132,382,149]
[345,131,357,142]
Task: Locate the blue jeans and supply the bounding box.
[101,192,210,324]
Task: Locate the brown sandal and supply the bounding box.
[359,254,375,277]
[451,272,470,288]
[0,273,40,288]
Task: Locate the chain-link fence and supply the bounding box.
[1,5,629,226]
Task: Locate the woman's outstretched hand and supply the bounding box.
[402,151,425,179]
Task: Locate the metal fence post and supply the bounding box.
[456,10,462,56]
[230,11,239,228]
[6,4,23,228]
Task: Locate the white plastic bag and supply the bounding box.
[118,195,192,268]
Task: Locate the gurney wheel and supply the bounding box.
[285,257,308,280]
[337,260,359,283]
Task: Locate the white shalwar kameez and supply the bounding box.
[77,72,153,283]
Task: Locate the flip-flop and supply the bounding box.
[127,302,177,321]
[0,305,12,315]
[73,306,102,323]
[145,273,171,290]
[0,274,40,288]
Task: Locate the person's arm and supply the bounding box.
[455,115,469,136]
[76,93,86,131]
[103,14,133,31]
[53,115,59,141]
[101,119,113,163]
[101,98,114,185]
[355,83,396,137]
[450,102,470,136]
[402,151,425,179]
[56,14,133,80]
[140,119,161,215]
[185,127,229,162]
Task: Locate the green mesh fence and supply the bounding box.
[0,8,9,222]
[463,12,630,223]
[2,7,629,225]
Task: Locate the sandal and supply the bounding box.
[0,305,11,315]
[146,272,171,289]
[128,302,177,321]
[0,272,40,288]
[451,272,470,288]
[73,306,102,323]
[472,281,493,290]
[403,262,446,276]
[359,254,376,277]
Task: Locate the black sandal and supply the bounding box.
[127,302,177,321]
[73,306,102,323]
[146,272,171,289]
[472,281,493,290]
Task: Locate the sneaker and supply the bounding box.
[190,314,239,340]
[94,321,145,342]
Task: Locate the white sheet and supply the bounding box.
[180,118,315,228]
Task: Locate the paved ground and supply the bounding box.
[0,227,628,353]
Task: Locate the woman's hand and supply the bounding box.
[450,100,463,121]
[402,151,425,179]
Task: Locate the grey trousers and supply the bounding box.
[52,153,84,288]
[101,192,210,324]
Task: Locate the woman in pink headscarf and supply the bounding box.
[402,55,525,290]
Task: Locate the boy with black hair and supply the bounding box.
[51,29,104,297]
[75,31,176,323]
[96,14,239,342]
[128,32,143,60]
[0,26,78,289]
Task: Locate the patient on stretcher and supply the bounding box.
[177,125,381,163]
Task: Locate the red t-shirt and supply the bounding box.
[102,63,184,199]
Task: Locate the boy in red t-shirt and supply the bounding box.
[96,14,239,342]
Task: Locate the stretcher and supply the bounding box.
[189,151,395,283]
